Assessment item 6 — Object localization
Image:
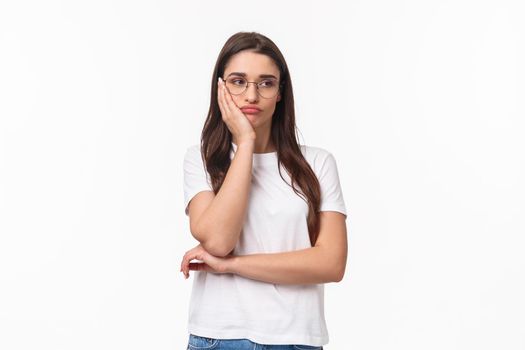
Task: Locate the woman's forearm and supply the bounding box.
[226,246,341,285]
[195,141,254,256]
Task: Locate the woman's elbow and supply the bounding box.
[191,222,236,257]
[331,264,346,283]
[201,239,234,257]
[194,238,233,258]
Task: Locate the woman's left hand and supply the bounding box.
[180,243,235,279]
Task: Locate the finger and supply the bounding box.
[222,82,241,111]
[181,255,187,278]
[219,79,232,117]
[217,79,226,117]
[182,251,193,278]
[181,251,189,272]
[181,257,188,277]
[221,82,231,120]
[182,245,207,279]
[180,254,186,273]
[183,249,203,278]
[222,80,234,110]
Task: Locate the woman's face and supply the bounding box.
[222,50,282,132]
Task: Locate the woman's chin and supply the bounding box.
[245,114,260,123]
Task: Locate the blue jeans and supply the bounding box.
[187,334,324,350]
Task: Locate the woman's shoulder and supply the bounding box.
[183,144,204,166]
[299,144,339,172]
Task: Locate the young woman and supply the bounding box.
[180,31,348,350]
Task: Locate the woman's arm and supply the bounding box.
[226,211,348,284]
[188,79,257,257]
[226,247,337,284]
[190,140,254,257]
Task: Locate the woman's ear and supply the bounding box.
[277,94,281,102]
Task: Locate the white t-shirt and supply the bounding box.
[182,141,347,346]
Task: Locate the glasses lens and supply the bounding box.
[258,79,279,99]
[224,77,280,98]
[225,77,247,95]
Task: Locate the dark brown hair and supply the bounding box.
[200,31,322,246]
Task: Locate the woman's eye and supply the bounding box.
[260,80,275,87]
[231,79,245,85]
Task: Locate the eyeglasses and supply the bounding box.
[222,76,282,99]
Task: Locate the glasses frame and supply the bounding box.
[221,76,284,99]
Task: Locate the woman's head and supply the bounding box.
[204,31,296,149]
[221,50,281,137]
[201,31,323,246]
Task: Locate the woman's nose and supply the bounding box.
[245,83,259,102]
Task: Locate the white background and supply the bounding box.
[1,0,524,349]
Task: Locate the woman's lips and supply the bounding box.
[241,108,261,114]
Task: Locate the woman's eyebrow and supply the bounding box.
[226,72,278,79]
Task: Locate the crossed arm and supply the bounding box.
[227,211,347,284]
[184,141,348,285]
[182,211,348,285]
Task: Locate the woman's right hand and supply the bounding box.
[217,77,256,144]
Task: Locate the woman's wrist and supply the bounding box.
[224,255,239,274]
[237,138,255,149]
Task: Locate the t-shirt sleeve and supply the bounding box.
[318,152,347,217]
[183,145,214,216]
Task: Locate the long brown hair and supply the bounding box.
[200,31,322,246]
